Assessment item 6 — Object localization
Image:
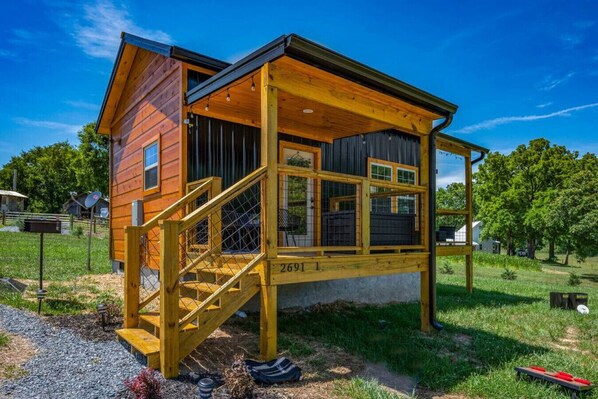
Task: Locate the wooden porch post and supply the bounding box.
[465,155,473,293]
[159,220,180,378]
[419,134,431,332]
[124,226,141,328]
[260,63,278,360]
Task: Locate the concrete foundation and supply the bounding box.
[243,273,420,311]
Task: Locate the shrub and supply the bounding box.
[501,268,517,280]
[440,261,455,275]
[71,225,84,238]
[14,218,25,231]
[568,272,582,286]
[124,368,162,399]
[224,354,255,399]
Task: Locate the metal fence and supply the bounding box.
[0,211,108,233]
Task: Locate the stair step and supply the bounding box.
[180,281,240,294]
[116,328,160,356]
[140,312,198,332]
[179,297,220,313]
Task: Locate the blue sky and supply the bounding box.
[0,0,596,185]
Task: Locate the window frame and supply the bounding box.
[367,157,419,216]
[142,136,160,195]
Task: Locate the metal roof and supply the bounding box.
[437,132,489,154]
[0,190,27,199]
[187,34,458,117]
[95,32,230,134]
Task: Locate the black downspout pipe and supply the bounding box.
[428,113,453,331]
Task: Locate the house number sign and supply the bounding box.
[278,262,320,273]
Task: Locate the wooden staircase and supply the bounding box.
[116,167,268,376]
[116,252,262,369]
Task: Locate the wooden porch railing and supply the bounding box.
[277,164,428,255]
[123,176,221,328]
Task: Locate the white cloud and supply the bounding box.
[450,102,598,134]
[437,172,465,188]
[64,100,99,111]
[14,117,81,134]
[72,0,172,60]
[536,102,552,108]
[540,72,574,91]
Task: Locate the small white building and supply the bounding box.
[455,221,500,253]
[0,190,27,212]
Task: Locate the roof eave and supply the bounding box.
[437,132,489,154]
[186,33,458,118]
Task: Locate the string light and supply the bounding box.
[251,76,256,92]
[226,88,231,102]
[205,97,210,111]
[361,134,366,145]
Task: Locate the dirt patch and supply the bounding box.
[0,331,36,381]
[551,326,592,356]
[543,269,568,275]
[45,313,123,342]
[77,273,124,297]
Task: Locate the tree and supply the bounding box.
[74,122,109,196]
[475,139,578,259]
[0,143,80,212]
[436,182,468,227]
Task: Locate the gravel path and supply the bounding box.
[0,305,142,398]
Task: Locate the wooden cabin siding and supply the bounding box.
[110,48,183,262]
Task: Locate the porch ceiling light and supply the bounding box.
[302,108,314,114]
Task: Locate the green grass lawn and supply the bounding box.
[235,253,598,399]
[0,231,111,280]
[0,231,114,315]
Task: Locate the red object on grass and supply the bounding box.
[556,371,573,378]
[553,373,574,382]
[574,378,592,386]
[530,366,546,372]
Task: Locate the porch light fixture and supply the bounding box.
[302,108,314,114]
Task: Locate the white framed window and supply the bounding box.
[143,140,159,191]
[368,160,393,214]
[396,166,417,215]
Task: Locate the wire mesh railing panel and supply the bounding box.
[368,184,421,247]
[177,179,263,321]
[320,180,359,247]
[436,214,467,245]
[139,226,161,307]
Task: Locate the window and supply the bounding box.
[143,140,159,192]
[367,158,418,215]
[368,161,393,214]
[397,166,417,215]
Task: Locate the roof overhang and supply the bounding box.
[437,132,489,155]
[96,32,230,135]
[186,34,457,117]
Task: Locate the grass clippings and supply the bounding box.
[0,331,36,381]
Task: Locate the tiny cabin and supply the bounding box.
[0,190,27,212]
[97,33,488,377]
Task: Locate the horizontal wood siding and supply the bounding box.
[110,49,183,261]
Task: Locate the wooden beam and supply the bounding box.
[260,284,277,361]
[436,209,469,215]
[98,44,138,134]
[124,226,142,328]
[191,107,335,143]
[268,58,434,135]
[159,220,180,378]
[360,179,370,255]
[436,245,473,256]
[465,155,473,293]
[436,139,471,157]
[268,253,429,285]
[261,64,278,258]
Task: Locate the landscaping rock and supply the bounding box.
[0,305,142,398]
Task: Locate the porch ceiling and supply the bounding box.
[188,56,439,143]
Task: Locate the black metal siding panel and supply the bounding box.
[188,117,420,189]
